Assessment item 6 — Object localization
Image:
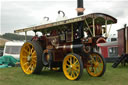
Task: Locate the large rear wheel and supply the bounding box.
[20,41,43,74]
[63,53,83,80]
[86,52,106,77]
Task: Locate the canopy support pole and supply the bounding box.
[25,31,27,41]
[85,19,93,36]
[71,24,74,53]
[34,31,36,36]
[105,20,108,37]
[71,24,74,42]
[124,24,128,54]
[93,18,95,37]
[107,24,112,37]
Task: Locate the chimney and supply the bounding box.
[76,0,85,16]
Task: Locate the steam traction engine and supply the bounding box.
[14,0,117,80]
[14,12,117,80]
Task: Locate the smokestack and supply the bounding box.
[77,0,85,16]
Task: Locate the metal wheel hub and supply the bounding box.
[94,62,99,67]
[69,65,73,68]
[71,65,77,70]
[27,55,32,62]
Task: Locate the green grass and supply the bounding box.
[0,63,128,85]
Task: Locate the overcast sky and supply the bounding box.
[0,0,128,36]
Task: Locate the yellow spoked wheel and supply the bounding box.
[86,52,106,77]
[63,54,83,80]
[20,41,43,74]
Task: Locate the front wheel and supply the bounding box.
[63,53,83,80]
[20,41,43,74]
[86,52,106,77]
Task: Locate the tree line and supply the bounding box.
[0,33,33,41]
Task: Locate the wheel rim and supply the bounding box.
[63,54,80,80]
[20,42,37,74]
[87,53,104,77]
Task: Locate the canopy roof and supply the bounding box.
[14,13,117,33]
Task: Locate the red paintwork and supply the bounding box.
[100,46,108,58]
[53,43,72,61]
[98,42,118,58]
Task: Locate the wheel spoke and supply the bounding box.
[66,64,70,67]
[32,62,36,68]
[73,60,78,65]
[67,67,71,72]
[30,65,34,72]
[100,64,103,69]
[70,57,72,64]
[94,67,97,74]
[97,66,101,72]
[26,65,31,72]
[31,66,33,72]
[26,46,30,54]
[67,68,72,75]
[32,58,37,63]
[70,70,74,78]
[23,62,29,66]
[32,56,36,59]
[22,56,27,59]
[73,57,76,64]
[72,71,75,77]
[90,55,95,63]
[67,59,70,64]
[27,45,31,51]
[74,70,79,76]
[31,47,34,53]
[32,51,36,56]
[99,61,103,64]
[24,49,29,54]
[21,58,27,62]
[96,56,98,62]
[75,64,80,68]
[74,67,80,72]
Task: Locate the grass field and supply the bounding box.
[0,63,128,85]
